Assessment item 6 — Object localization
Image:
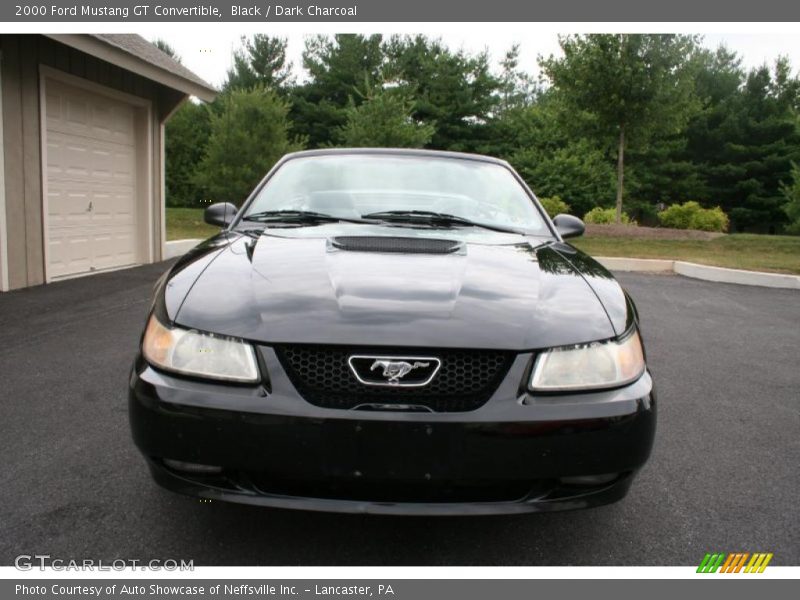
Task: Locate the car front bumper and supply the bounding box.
[129,349,656,515]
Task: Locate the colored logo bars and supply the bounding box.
[697,553,773,573]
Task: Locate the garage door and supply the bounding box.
[44,79,140,279]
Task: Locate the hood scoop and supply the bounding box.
[331,236,462,254]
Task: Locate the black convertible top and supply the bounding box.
[280,147,510,166]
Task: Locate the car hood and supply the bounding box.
[168,225,628,350]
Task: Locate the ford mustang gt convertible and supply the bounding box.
[129,148,656,515]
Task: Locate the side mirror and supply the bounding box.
[204,202,237,227]
[552,214,585,239]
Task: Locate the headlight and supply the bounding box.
[142,315,259,383]
[530,330,645,392]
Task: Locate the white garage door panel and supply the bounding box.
[92,232,137,270]
[46,86,135,147]
[48,235,92,277]
[47,133,136,184]
[45,79,141,280]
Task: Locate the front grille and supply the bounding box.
[331,236,461,254]
[275,345,515,412]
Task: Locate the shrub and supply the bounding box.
[538,196,571,218]
[691,206,730,232]
[583,206,633,225]
[658,201,729,232]
[657,201,698,229]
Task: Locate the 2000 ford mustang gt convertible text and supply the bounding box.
[129,148,656,515]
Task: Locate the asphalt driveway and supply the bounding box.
[0,263,797,565]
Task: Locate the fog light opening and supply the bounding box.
[559,473,618,486]
[163,459,223,475]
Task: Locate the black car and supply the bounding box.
[129,149,656,515]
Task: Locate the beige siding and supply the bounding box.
[0,34,182,290]
[1,36,30,289]
[21,44,43,285]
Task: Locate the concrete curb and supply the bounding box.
[672,260,800,289]
[164,239,202,260]
[593,257,674,273]
[163,240,799,290]
[596,256,800,290]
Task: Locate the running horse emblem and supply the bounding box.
[370,360,431,384]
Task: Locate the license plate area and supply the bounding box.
[323,420,448,481]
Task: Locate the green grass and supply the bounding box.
[572,234,800,275]
[165,208,800,274]
[165,207,220,241]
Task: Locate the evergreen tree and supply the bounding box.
[196,87,305,205]
[687,58,800,231]
[224,35,293,92]
[334,83,435,148]
[165,102,211,207]
[290,34,386,147]
[384,35,501,152]
[624,46,743,207]
[781,162,800,234]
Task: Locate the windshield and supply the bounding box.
[242,155,552,235]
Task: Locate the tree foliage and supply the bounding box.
[504,95,616,217]
[540,34,700,222]
[538,196,570,218]
[290,34,386,147]
[781,162,800,234]
[497,44,538,113]
[195,87,305,205]
[165,101,211,207]
[161,34,800,235]
[224,35,293,92]
[685,57,800,231]
[334,84,435,148]
[384,35,501,152]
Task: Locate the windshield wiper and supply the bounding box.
[243,210,376,225]
[361,210,524,235]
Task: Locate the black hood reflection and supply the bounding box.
[161,229,633,350]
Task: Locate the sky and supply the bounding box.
[143,31,800,89]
